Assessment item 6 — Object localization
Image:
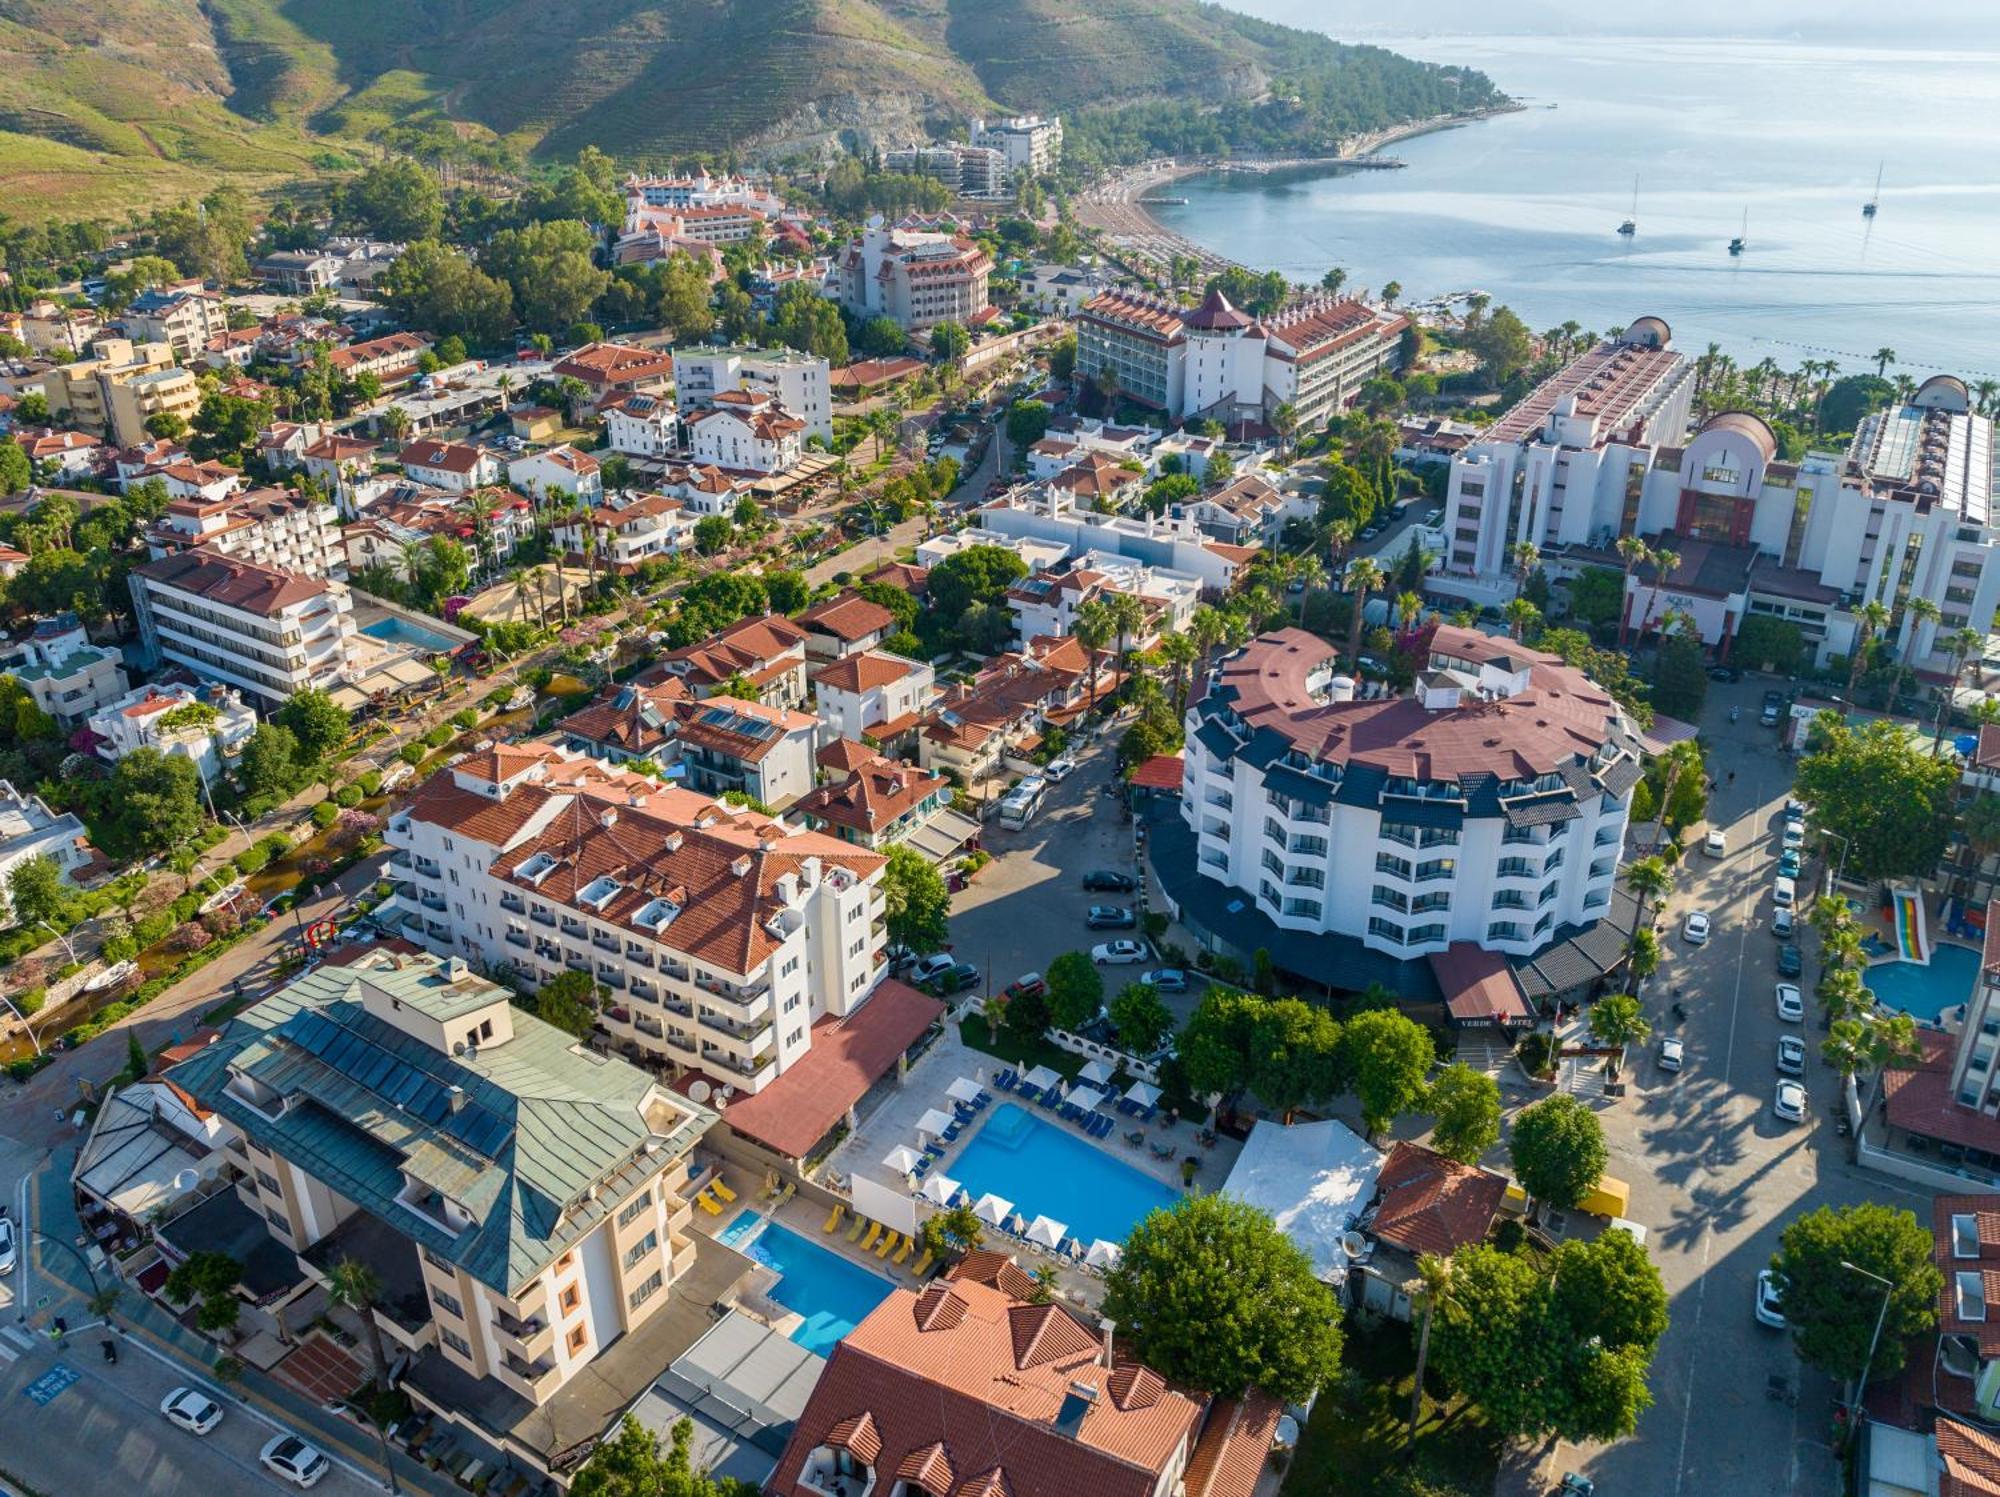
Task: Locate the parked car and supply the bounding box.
[908,953,957,985]
[1755,1270,1788,1329]
[1773,875,1796,908]
[1777,1035,1806,1076]
[1092,940,1149,965]
[1778,848,1801,879]
[160,1387,224,1437]
[1775,983,1805,1022]
[1145,968,1190,992]
[1708,665,1740,683]
[0,1215,14,1276]
[1044,755,1078,782]
[1704,829,1727,857]
[1003,973,1047,1002]
[1773,907,1797,940]
[260,1435,331,1489]
[931,963,980,994]
[1086,905,1136,929]
[1773,1079,1808,1124]
[1782,819,1805,850]
[1761,690,1785,725]
[1682,911,1712,944]
[1658,1036,1685,1072]
[1082,870,1139,893]
[1777,942,1803,978]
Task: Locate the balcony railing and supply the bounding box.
[530,909,556,927]
[699,1010,773,1045]
[420,894,448,913]
[505,930,529,949]
[499,894,526,914]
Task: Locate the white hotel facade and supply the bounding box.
[1181,626,1643,960]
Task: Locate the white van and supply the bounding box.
[1773,875,1796,908]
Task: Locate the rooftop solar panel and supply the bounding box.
[274,1008,512,1158]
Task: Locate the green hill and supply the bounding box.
[1,0,1500,221]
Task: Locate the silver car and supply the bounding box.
[1773,1079,1807,1124]
[1776,1035,1806,1076]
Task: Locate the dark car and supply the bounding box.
[1761,689,1785,726]
[1708,665,1740,683]
[1087,905,1136,929]
[1082,871,1139,893]
[929,962,981,995]
[1777,943,1803,978]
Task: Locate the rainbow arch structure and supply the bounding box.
[1892,887,1930,965]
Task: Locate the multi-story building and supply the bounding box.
[0,778,94,923]
[623,171,789,217]
[129,551,358,710]
[687,391,805,475]
[165,948,716,1416]
[975,485,1254,592]
[599,392,682,461]
[969,114,1064,175]
[655,613,810,708]
[299,432,380,504]
[1180,625,1643,962]
[555,492,694,570]
[87,680,257,783]
[1176,473,1295,547]
[327,331,432,389]
[145,488,346,579]
[560,684,816,809]
[1074,288,1407,427]
[671,346,833,444]
[918,637,1107,784]
[836,226,993,333]
[810,650,936,747]
[254,250,342,297]
[339,487,535,580]
[121,287,227,362]
[552,342,676,400]
[655,461,748,517]
[1,612,128,729]
[397,439,503,495]
[1004,551,1202,645]
[796,750,961,854]
[883,144,1011,198]
[17,429,105,479]
[508,445,603,504]
[382,744,890,1090]
[37,339,198,446]
[797,591,896,662]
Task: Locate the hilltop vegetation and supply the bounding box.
[0,0,1501,221]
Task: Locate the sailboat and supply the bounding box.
[1728,208,1747,256]
[1863,162,1883,218]
[1617,176,1637,236]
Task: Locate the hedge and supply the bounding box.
[312,802,340,829]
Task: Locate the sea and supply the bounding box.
[1148,34,2000,379]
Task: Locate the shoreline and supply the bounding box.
[1073,103,1519,277]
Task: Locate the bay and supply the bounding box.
[1148,34,2000,380]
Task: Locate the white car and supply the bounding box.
[1777,1035,1806,1075]
[908,953,957,985]
[1144,968,1190,993]
[1772,908,1796,940]
[1682,911,1712,944]
[1775,983,1805,1022]
[1044,755,1078,782]
[260,1435,331,1489]
[1773,1078,1808,1124]
[1782,819,1805,850]
[1704,829,1727,857]
[1755,1269,1788,1329]
[1092,940,1149,965]
[0,1215,14,1276]
[1773,875,1796,908]
[160,1387,224,1436]
[1658,1036,1684,1072]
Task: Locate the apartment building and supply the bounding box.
[1,612,128,729]
[130,551,358,709]
[254,250,342,296]
[654,613,810,708]
[37,339,198,446]
[555,492,694,570]
[328,332,432,389]
[1046,452,1144,513]
[600,392,682,461]
[145,488,346,579]
[18,430,105,479]
[798,591,896,662]
[796,750,963,855]
[836,225,994,333]
[300,433,380,502]
[810,650,936,746]
[560,684,815,809]
[552,342,676,399]
[1177,473,1294,547]
[1005,551,1202,645]
[0,779,94,923]
[655,462,748,518]
[382,744,890,1092]
[918,637,1106,783]
[623,171,790,217]
[687,391,806,475]
[397,439,503,495]
[883,144,1010,198]
[87,680,257,783]
[508,445,603,504]
[975,485,1253,592]
[122,287,227,362]
[1180,625,1642,962]
[342,488,535,580]
[970,113,1064,175]
[165,949,715,1417]
[672,346,833,443]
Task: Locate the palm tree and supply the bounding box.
[1159,629,1200,717]
[1975,378,1999,419]
[325,1257,389,1391]
[1508,540,1540,596]
[1637,548,1680,645]
[1073,599,1114,717]
[1504,597,1540,642]
[1955,793,2000,905]
[1874,347,1897,378]
[1405,1252,1452,1455]
[1291,554,1325,624]
[1890,597,1941,714]
[1394,590,1423,634]
[1933,626,1986,754]
[1270,402,1299,461]
[1615,536,1651,646]
[1589,993,1652,1079]
[1344,557,1385,667]
[1323,516,1355,576]
[1106,591,1147,672]
[1623,856,1673,953]
[1188,603,1229,670]
[1847,599,1890,703]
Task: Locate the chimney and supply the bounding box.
[601,808,618,829]
[447,1084,467,1113]
[1100,1316,1116,1369]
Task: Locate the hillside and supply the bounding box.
[1,0,1500,221]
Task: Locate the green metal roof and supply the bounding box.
[169,955,715,1295]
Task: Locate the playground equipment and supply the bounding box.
[1892,888,1930,965]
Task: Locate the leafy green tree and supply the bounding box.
[1175,986,1260,1104]
[693,516,734,556]
[1004,399,1051,449]
[108,749,205,856]
[1341,1007,1433,1135]
[1508,1094,1607,1211]
[1770,1203,1942,1383]
[570,1413,753,1497]
[238,724,306,802]
[1651,632,1708,720]
[6,852,70,933]
[1044,950,1105,1032]
[1246,997,1343,1122]
[1563,566,1625,632]
[0,441,29,496]
[335,160,445,241]
[1733,614,1804,674]
[325,1257,390,1389]
[163,1251,244,1334]
[1109,980,1173,1056]
[857,317,906,358]
[1001,983,1051,1041]
[536,970,601,1038]
[768,283,849,365]
[150,188,254,282]
[1142,471,1198,516]
[481,221,609,335]
[1425,1061,1501,1164]
[276,688,350,764]
[377,240,515,346]
[1103,1194,1342,1403]
[930,320,970,368]
[928,545,1029,624]
[189,390,275,464]
[1589,994,1652,1078]
[881,845,951,954]
[1465,305,1535,383]
[919,1203,985,1260]
[763,569,809,615]
[1794,715,1959,879]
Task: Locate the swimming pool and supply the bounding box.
[1865,942,1980,1023]
[719,1212,895,1355]
[950,1101,1179,1247]
[360,615,458,653]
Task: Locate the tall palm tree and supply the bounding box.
[1188,603,1228,669]
[1890,597,1941,714]
[1874,347,1897,378]
[1106,591,1147,672]
[1623,856,1673,953]
[1405,1253,1453,1455]
[1636,548,1680,646]
[1975,379,1999,419]
[1933,627,1986,754]
[325,1257,389,1391]
[1847,600,1890,703]
[1394,590,1423,634]
[1344,557,1385,667]
[1291,554,1326,624]
[1158,629,1199,717]
[1508,540,1540,596]
[1615,536,1652,646]
[1073,599,1114,717]
[1323,517,1355,577]
[1504,596,1541,642]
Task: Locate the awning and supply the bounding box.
[1077,1059,1116,1087]
[904,808,983,865]
[882,1145,923,1175]
[1021,1064,1063,1093]
[1085,1239,1123,1269]
[1027,1215,1068,1249]
[915,1108,956,1138]
[946,1077,982,1105]
[920,1173,961,1206]
[973,1193,1013,1226]
[1124,1080,1161,1108]
[1065,1085,1108,1112]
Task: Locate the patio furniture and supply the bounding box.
[1125,1130,1145,1147]
[846,1215,868,1242]
[823,1202,845,1234]
[893,1236,914,1265]
[911,1248,935,1276]
[710,1179,737,1203]
[696,1191,723,1215]
[1150,1142,1175,1160]
[942,1123,962,1143]
[995,1070,1017,1090]
[859,1221,883,1251]
[876,1230,900,1259]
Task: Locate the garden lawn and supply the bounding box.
[957,1014,1082,1081]
[1280,1317,1500,1497]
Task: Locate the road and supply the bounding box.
[803,415,1008,588]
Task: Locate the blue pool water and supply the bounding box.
[950,1101,1179,1247]
[1865,943,1980,1023]
[360,616,457,652]
[720,1212,895,1355]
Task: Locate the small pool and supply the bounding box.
[950,1101,1179,1247]
[1865,942,1980,1022]
[720,1212,895,1356]
[360,615,457,652]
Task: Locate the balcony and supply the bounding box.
[663,997,695,1019]
[559,919,587,939]
[420,894,448,913]
[1495,858,1535,880]
[704,1046,777,1082]
[491,1309,552,1359]
[499,894,526,915]
[565,954,591,973]
[530,909,556,927]
[597,968,627,991]
[388,851,412,869]
[502,1351,561,1398]
[592,933,621,954]
[700,1009,773,1045]
[413,859,442,879]
[505,930,529,950]
[695,975,770,1010]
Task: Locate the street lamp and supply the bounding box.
[1841,1258,1894,1433]
[1822,830,1853,894]
[0,992,45,1056]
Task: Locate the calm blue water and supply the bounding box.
[721,1213,895,1355]
[950,1102,1179,1247]
[1865,943,1980,1022]
[361,616,457,652]
[1150,35,2000,378]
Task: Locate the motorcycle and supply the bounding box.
[1672,1001,1688,1022]
[1730,705,1741,723]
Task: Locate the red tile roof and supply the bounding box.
[722,980,944,1158]
[1884,1030,2000,1153]
[1182,1392,1282,1497]
[133,549,329,617]
[1129,755,1183,791]
[398,440,488,475]
[1934,1194,2000,1358]
[800,591,896,643]
[816,737,880,774]
[1428,943,1533,1026]
[863,560,929,597]
[1978,723,2000,773]
[1941,1418,2000,1497]
[796,755,947,836]
[659,612,806,687]
[1370,1142,1506,1257]
[551,341,675,388]
[814,651,919,694]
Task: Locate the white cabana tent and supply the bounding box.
[1021,1064,1063,1093]
[1077,1058,1116,1087]
[973,1192,1014,1226]
[921,1173,962,1206]
[1065,1085,1108,1112]
[1027,1215,1068,1249]
[1123,1079,1161,1108]
[1221,1117,1385,1281]
[1085,1239,1123,1269]
[882,1145,923,1175]
[946,1076,983,1105]
[915,1107,956,1138]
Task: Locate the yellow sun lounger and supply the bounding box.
[846,1215,867,1242]
[892,1235,914,1265]
[696,1190,722,1215]
[859,1221,882,1251]
[824,1202,845,1234]
[910,1249,934,1276]
[710,1179,737,1203]
[876,1230,899,1259]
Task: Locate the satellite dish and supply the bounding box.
[717,1084,734,1100]
[452,1041,467,1055]
[1274,1415,1300,1451]
[172,1169,200,1193]
[687,1079,712,1103]
[1338,1230,1368,1261]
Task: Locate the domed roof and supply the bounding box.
[1698,410,1777,461]
[1622,316,1672,349]
[1915,374,1971,413]
[1184,287,1254,332]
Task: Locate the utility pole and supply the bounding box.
[1841,1258,1894,1437]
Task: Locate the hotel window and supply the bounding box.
[617,1191,654,1229]
[441,1329,472,1358]
[628,1271,664,1310]
[567,1325,589,1354]
[432,1289,463,1319]
[256,1170,282,1194]
[559,1284,580,1315]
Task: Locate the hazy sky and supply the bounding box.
[1232,0,2000,43]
